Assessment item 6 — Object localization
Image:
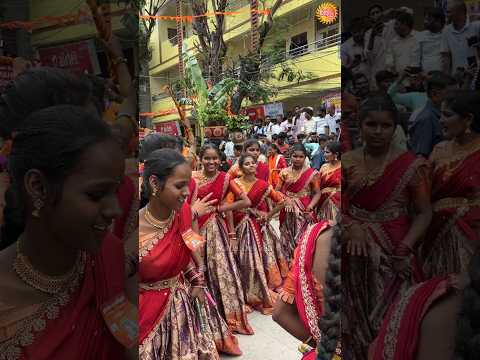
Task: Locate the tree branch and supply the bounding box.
[258,0,283,49]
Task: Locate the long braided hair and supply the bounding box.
[317,224,341,359]
[453,247,480,359]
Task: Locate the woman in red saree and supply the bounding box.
[273,223,342,360]
[193,144,254,335]
[369,245,480,360]
[267,143,288,189]
[317,141,341,223]
[226,154,288,312]
[342,96,432,360]
[139,149,241,359]
[0,106,135,359]
[228,139,269,181]
[422,91,480,278]
[277,144,322,263]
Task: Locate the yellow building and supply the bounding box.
[148,0,341,127]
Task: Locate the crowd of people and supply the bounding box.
[137,97,343,359]
[341,1,480,359]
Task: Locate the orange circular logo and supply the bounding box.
[316,2,338,25]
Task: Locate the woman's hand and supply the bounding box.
[192,192,217,218]
[256,211,269,223]
[285,198,295,213]
[392,255,412,279]
[191,287,206,304]
[346,224,369,256]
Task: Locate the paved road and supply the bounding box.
[220,310,300,360]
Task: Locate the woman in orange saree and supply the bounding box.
[267,143,288,189]
[277,144,322,263]
[273,223,342,360]
[422,91,480,278]
[193,144,253,335]
[226,154,288,312]
[317,141,341,223]
[342,96,432,360]
[0,106,134,359]
[139,149,241,359]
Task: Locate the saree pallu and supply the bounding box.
[0,234,126,360]
[139,203,221,360]
[279,168,318,263]
[317,164,341,223]
[196,172,253,335]
[342,152,426,360]
[422,145,480,277]
[231,180,279,313]
[369,275,452,360]
[280,222,331,360]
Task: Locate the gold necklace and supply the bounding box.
[13,240,85,295]
[144,206,175,235]
[363,145,392,185]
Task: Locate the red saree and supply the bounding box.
[187,178,198,205]
[268,154,287,189]
[342,151,428,360]
[228,179,285,312]
[0,233,126,360]
[280,222,330,360]
[114,175,138,242]
[139,202,222,360]
[317,163,341,223]
[194,171,253,335]
[422,140,480,277]
[279,167,319,263]
[369,275,453,360]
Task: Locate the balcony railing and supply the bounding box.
[287,33,340,60]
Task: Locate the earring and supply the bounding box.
[466,126,472,135]
[32,198,44,218]
[152,187,158,197]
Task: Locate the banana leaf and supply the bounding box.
[183,41,208,113]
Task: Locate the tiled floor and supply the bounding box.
[220,311,300,360]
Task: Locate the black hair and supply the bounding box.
[375,70,396,84]
[142,148,187,198]
[317,225,341,360]
[291,143,308,157]
[318,134,328,143]
[359,95,399,125]
[234,143,244,151]
[395,11,414,29]
[269,143,281,154]
[352,73,369,84]
[454,247,480,359]
[0,67,92,138]
[443,91,480,133]
[238,153,256,169]
[243,139,261,152]
[426,72,457,97]
[368,4,383,15]
[425,7,446,27]
[1,105,114,249]
[325,141,341,159]
[83,74,107,115]
[272,134,279,141]
[199,143,221,159]
[140,133,183,161]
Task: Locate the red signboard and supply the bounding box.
[243,105,265,121]
[154,121,180,136]
[38,40,99,75]
[0,64,13,93]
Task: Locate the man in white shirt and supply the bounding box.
[224,137,235,161]
[314,108,328,135]
[441,0,480,75]
[271,115,283,135]
[324,104,340,135]
[385,12,420,74]
[302,108,316,135]
[364,5,413,89]
[412,8,445,74]
[342,18,370,79]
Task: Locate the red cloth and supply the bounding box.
[21,233,125,359]
[139,203,194,343]
[318,166,341,209]
[369,276,451,360]
[256,161,270,182]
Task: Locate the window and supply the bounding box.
[167,28,178,46]
[289,32,308,57]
